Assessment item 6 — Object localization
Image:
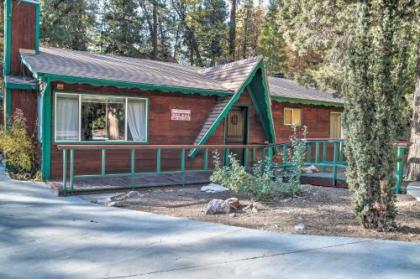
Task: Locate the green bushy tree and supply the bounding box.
[343,0,410,231]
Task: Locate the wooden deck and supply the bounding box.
[49,171,212,195]
[49,170,348,195]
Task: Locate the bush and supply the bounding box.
[210,151,250,193]
[273,125,307,196]
[209,126,307,200]
[0,109,39,180]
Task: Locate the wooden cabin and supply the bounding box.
[2,0,343,187]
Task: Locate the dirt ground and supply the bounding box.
[115,184,420,243]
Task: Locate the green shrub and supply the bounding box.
[210,151,250,193]
[273,125,307,197]
[0,109,39,180]
[209,125,307,200]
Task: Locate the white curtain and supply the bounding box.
[56,95,79,140]
[127,99,146,142]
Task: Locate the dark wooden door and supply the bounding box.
[225,107,247,163]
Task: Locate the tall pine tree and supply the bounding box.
[258,0,287,76]
[343,0,408,230]
[98,0,143,57]
[41,0,97,50]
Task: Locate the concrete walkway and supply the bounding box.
[1,173,420,279]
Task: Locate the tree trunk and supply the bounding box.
[406,41,420,180]
[229,0,236,61]
[152,1,158,59]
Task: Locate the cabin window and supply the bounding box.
[284,108,301,126]
[330,112,342,138]
[55,93,148,142]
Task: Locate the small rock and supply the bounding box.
[206,199,231,214]
[303,165,320,174]
[229,213,237,218]
[225,197,241,210]
[243,202,258,213]
[127,191,142,199]
[294,223,305,231]
[108,201,124,207]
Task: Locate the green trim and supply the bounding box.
[272,96,344,108]
[189,59,277,157]
[5,88,12,127]
[260,64,277,142]
[41,81,52,179]
[53,91,150,145]
[19,56,234,97]
[35,3,40,53]
[3,0,12,76]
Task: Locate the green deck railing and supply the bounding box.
[58,144,270,194]
[57,139,408,194]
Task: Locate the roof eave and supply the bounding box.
[271,96,344,108]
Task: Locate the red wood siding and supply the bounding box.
[272,101,343,143]
[10,1,36,75]
[49,84,267,178]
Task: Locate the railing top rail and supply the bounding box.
[57,144,270,150]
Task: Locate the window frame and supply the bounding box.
[54,92,149,144]
[283,107,302,126]
[330,111,342,139]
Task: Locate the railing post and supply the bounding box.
[224,147,230,166]
[203,148,209,170]
[339,141,344,162]
[395,145,406,194]
[282,144,287,163]
[244,146,249,168]
[332,143,337,186]
[69,149,74,193]
[180,147,186,186]
[315,142,320,163]
[323,142,327,162]
[260,146,265,161]
[156,148,161,174]
[130,149,135,189]
[62,149,67,195]
[306,143,312,163]
[267,146,273,164]
[101,149,106,176]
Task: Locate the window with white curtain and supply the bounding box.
[55,93,148,142]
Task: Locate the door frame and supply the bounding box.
[224,106,249,145]
[223,106,249,165]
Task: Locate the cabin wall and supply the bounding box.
[272,101,343,143]
[49,84,267,178]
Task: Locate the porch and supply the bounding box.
[51,140,407,195]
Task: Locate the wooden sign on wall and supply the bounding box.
[171,109,191,121]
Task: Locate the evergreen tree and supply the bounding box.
[258,0,287,75]
[200,0,228,65]
[98,0,143,57]
[343,0,409,230]
[41,0,97,50]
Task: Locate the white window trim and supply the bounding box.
[283,107,302,126]
[54,92,149,143]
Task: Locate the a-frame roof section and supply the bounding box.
[190,57,276,157]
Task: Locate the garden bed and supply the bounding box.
[110,184,420,242]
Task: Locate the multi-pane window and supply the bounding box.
[55,93,148,142]
[330,112,342,138]
[284,108,302,126]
